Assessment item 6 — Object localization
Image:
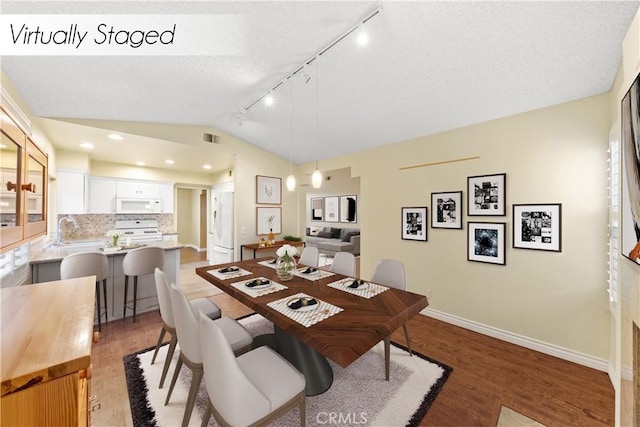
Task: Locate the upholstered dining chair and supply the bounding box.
[198,312,306,427]
[371,258,413,380]
[329,252,356,277]
[151,268,222,389]
[122,246,164,323]
[167,283,253,427]
[298,246,319,268]
[60,251,109,332]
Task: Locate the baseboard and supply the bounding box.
[185,244,206,252]
[421,307,609,372]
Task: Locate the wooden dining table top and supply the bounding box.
[195,258,428,368]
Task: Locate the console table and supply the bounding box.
[240,240,305,260]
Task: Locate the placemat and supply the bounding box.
[267,292,343,327]
[257,259,278,269]
[326,277,389,299]
[293,267,335,281]
[230,277,288,298]
[207,267,253,280]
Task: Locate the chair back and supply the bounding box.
[169,283,202,363]
[299,246,319,268]
[198,314,271,426]
[122,246,164,277]
[330,252,356,277]
[60,252,108,282]
[154,268,175,328]
[371,259,406,291]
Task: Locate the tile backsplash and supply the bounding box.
[57,214,175,240]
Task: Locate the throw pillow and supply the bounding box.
[317,231,332,238]
[342,232,355,242]
[330,228,342,238]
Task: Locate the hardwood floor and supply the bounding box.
[90,249,614,426]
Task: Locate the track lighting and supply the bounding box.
[356,25,369,46]
[287,79,296,192]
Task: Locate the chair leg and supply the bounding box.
[133,276,138,323]
[160,334,178,389]
[201,401,212,427]
[182,367,203,427]
[402,323,413,357]
[102,279,108,324]
[95,281,102,332]
[165,356,183,405]
[384,336,390,381]
[151,327,167,364]
[123,275,129,319]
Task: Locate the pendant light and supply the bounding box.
[311,58,322,189]
[286,79,296,191]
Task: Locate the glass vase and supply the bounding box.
[276,256,297,281]
[111,236,120,247]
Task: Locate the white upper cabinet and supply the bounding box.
[159,184,174,213]
[89,177,117,213]
[56,169,86,214]
[116,180,160,199]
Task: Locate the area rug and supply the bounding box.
[124,314,452,427]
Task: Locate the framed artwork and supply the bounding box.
[256,175,281,205]
[256,207,281,235]
[513,204,562,252]
[310,197,324,221]
[468,222,506,265]
[467,173,506,216]
[324,196,339,223]
[340,195,358,223]
[402,207,428,241]
[621,72,640,263]
[431,191,463,229]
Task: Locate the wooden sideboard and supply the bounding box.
[1,277,95,426]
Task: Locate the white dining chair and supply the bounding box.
[60,252,109,332]
[329,252,356,277]
[198,312,306,427]
[151,268,222,389]
[298,246,319,268]
[371,258,413,380]
[123,246,164,323]
[166,283,252,427]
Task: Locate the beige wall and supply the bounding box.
[176,188,199,248]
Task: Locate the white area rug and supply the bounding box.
[124,314,452,427]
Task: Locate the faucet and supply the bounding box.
[57,215,79,245]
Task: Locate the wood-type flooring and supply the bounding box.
[90,249,614,426]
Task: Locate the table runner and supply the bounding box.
[267,292,343,327]
[230,277,288,298]
[326,277,389,299]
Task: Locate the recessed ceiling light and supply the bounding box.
[136,161,146,166]
[203,164,212,170]
[107,133,124,141]
[79,142,94,149]
[165,159,175,165]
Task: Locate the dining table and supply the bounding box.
[195,257,428,396]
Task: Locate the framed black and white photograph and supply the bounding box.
[402,207,428,241]
[256,207,281,235]
[468,222,506,265]
[513,204,562,252]
[340,195,358,223]
[324,196,339,222]
[256,175,282,205]
[431,191,463,229]
[310,197,324,221]
[467,173,506,216]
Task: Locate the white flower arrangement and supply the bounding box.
[105,229,122,246]
[276,244,297,260]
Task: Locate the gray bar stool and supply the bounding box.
[123,246,164,323]
[60,252,109,332]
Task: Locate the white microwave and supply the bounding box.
[116,198,161,214]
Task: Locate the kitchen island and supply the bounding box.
[29,240,184,322]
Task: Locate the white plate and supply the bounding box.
[245,280,271,289]
[287,298,319,312]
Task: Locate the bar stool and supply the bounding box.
[60,252,109,332]
[123,246,164,323]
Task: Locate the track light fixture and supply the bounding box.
[286,79,296,191]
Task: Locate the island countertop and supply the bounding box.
[30,239,185,265]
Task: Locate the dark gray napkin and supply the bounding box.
[219,266,239,273]
[287,298,318,310]
[245,279,270,288]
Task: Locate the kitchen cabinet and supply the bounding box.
[88,177,116,213]
[116,180,160,199]
[56,169,86,214]
[0,277,94,426]
[160,183,174,213]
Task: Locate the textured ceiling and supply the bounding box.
[1,1,638,172]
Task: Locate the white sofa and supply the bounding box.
[305,227,360,257]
